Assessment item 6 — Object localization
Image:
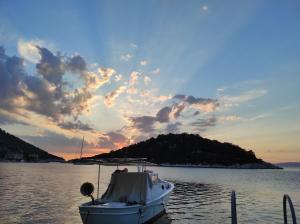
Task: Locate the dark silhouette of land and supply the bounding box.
[0,128,64,162]
[75,133,280,169]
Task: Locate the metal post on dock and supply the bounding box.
[97,164,100,199]
[283,194,297,224]
[231,190,237,224]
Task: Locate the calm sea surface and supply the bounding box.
[0,163,299,224]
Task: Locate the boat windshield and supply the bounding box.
[150,173,159,184]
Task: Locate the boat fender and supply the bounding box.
[161,185,165,190]
[80,182,95,205]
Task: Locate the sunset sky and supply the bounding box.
[0,0,299,162]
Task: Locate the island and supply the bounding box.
[0,128,65,162]
[74,133,280,169]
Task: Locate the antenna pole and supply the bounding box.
[80,136,84,159]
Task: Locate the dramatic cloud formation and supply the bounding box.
[0,42,271,159]
[128,94,218,135]
[0,45,110,129]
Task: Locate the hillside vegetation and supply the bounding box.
[0,128,64,162]
[89,133,278,168]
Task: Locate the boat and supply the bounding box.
[78,159,174,224]
[73,137,95,165]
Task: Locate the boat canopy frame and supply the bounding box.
[90,158,150,199]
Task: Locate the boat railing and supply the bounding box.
[231,190,298,224]
[283,194,297,224]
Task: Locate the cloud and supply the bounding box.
[151,68,160,74]
[17,39,41,63]
[0,45,110,132]
[67,54,87,72]
[170,103,185,119]
[220,89,267,108]
[144,76,151,85]
[126,71,139,94]
[202,5,208,11]
[58,120,93,131]
[35,46,66,86]
[129,71,139,85]
[156,106,172,123]
[128,93,217,134]
[130,43,138,48]
[98,131,130,150]
[130,116,157,133]
[166,122,182,133]
[173,94,219,112]
[115,74,122,82]
[219,115,240,122]
[21,130,92,154]
[140,60,147,66]
[120,53,133,61]
[83,67,115,89]
[191,117,217,129]
[0,110,27,125]
[104,85,127,107]
[129,103,184,133]
[248,113,271,121]
[158,95,172,101]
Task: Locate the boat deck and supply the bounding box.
[82,201,140,208]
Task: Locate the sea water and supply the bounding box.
[0,163,299,224]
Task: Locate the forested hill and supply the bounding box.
[0,128,64,162]
[91,133,279,168]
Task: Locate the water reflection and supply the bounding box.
[158,181,231,224]
[0,163,299,224]
[153,214,172,224]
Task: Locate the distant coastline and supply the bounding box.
[0,160,66,163]
[0,160,281,169]
[158,162,282,169]
[276,162,300,168]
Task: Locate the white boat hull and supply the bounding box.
[79,183,173,224]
